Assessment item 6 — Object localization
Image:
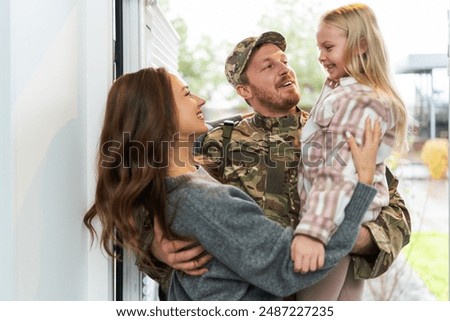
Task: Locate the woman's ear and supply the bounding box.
[236,84,252,100]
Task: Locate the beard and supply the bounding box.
[249,83,301,114]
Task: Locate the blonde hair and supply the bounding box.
[321,3,408,153]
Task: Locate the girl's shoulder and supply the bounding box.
[336,77,372,93]
[343,82,375,95]
[336,81,382,104]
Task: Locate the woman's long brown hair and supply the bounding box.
[83,67,178,281]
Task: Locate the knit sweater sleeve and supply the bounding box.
[169,175,376,297]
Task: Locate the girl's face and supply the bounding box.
[170,74,208,139]
[316,22,349,82]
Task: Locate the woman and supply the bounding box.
[84,67,380,300]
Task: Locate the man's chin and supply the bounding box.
[284,95,301,108]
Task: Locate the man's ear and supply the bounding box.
[236,84,252,100]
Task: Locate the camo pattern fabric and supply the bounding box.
[353,173,411,279]
[225,31,286,87]
[198,110,307,228]
[196,110,411,279]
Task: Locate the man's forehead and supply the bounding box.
[250,44,286,63]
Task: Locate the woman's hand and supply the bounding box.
[347,117,382,185]
[347,118,381,255]
[151,217,212,275]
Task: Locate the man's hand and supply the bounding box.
[290,234,325,274]
[151,217,212,276]
[351,226,378,255]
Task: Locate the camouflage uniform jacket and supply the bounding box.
[197,109,411,279]
[199,109,307,228]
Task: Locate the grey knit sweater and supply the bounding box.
[165,167,376,300]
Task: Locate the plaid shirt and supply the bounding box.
[295,77,395,244]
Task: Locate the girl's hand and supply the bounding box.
[347,117,382,185]
[291,234,325,274]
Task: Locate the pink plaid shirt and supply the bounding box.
[295,77,395,244]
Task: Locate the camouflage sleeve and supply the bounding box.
[134,223,173,286]
[194,128,225,182]
[352,170,411,279]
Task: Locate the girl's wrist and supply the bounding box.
[358,172,374,185]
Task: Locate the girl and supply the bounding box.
[294,3,409,300]
[84,67,380,300]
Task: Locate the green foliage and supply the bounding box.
[170,17,242,118]
[403,232,449,300]
[172,18,224,101]
[168,0,327,114]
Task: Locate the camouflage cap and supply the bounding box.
[225,31,286,87]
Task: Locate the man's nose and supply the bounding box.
[278,63,289,75]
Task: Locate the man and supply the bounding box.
[152,31,411,295]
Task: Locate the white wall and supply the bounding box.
[0,0,14,301]
[0,0,112,300]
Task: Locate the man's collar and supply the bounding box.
[252,107,304,131]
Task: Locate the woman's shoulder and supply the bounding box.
[167,168,254,204]
[166,169,262,226]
